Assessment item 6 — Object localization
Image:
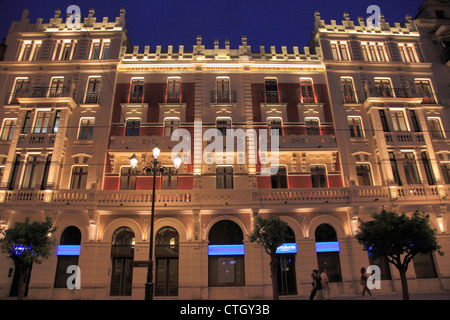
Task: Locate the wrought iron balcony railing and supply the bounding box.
[366,87,411,99]
[81,91,101,104]
[210,91,237,104]
[260,91,287,104]
[159,91,185,104]
[297,90,324,104]
[341,90,361,103]
[122,92,148,104]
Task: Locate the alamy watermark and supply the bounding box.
[366,5,381,29]
[365,265,381,290]
[170,121,280,175]
[66,5,81,29]
[66,265,81,289]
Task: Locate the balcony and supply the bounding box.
[109,135,180,151]
[210,91,238,107]
[0,185,447,208]
[12,86,77,109]
[158,91,186,108]
[80,91,101,105]
[297,90,324,105]
[260,91,287,107]
[383,132,426,146]
[362,87,423,107]
[419,92,441,105]
[341,91,361,104]
[17,133,58,149]
[270,134,338,150]
[120,92,149,108]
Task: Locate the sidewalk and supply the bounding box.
[289,291,450,300]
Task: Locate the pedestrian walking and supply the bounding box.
[360,267,375,300]
[309,269,324,300]
[320,268,330,299]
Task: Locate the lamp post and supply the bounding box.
[130,147,182,300]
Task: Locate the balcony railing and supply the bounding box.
[365,87,411,99]
[341,91,360,104]
[159,91,185,104]
[28,86,73,98]
[210,91,237,104]
[0,185,447,207]
[81,91,101,104]
[17,133,57,148]
[6,86,76,103]
[419,92,440,105]
[122,92,148,104]
[297,90,324,104]
[384,132,425,145]
[362,87,441,105]
[260,91,287,104]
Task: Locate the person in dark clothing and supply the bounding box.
[360,267,374,300]
[309,269,323,300]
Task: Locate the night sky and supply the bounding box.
[0,0,425,52]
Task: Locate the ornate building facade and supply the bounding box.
[0,2,449,299]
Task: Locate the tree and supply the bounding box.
[248,215,289,300]
[355,209,443,300]
[0,216,57,299]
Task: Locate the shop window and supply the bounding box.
[315,224,342,282]
[208,220,245,287]
[54,226,82,288]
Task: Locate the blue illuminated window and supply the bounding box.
[315,241,340,253]
[56,245,81,256]
[276,243,298,254]
[208,244,245,256]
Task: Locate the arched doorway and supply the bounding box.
[208,220,245,286]
[315,223,342,282]
[276,227,297,295]
[110,227,135,296]
[54,226,82,288]
[155,226,179,296]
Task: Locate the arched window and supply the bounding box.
[209,220,243,245]
[208,220,245,286]
[110,227,135,296]
[315,224,342,282]
[155,227,179,296]
[54,226,81,288]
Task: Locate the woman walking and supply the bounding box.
[360,267,374,300]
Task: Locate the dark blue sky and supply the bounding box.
[0,0,424,51]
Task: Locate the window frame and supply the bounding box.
[310,165,327,188]
[427,117,445,139]
[70,166,88,189]
[348,116,364,138]
[216,166,234,189]
[77,117,95,140]
[0,118,17,141]
[356,163,373,186]
[305,117,320,136]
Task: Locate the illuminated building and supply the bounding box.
[0,4,449,299]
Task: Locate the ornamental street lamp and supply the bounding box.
[129,147,182,300]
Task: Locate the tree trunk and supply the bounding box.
[16,268,28,300]
[399,268,409,300]
[270,253,279,300]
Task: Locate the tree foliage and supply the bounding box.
[0,216,57,299]
[355,209,443,299]
[248,216,289,300]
